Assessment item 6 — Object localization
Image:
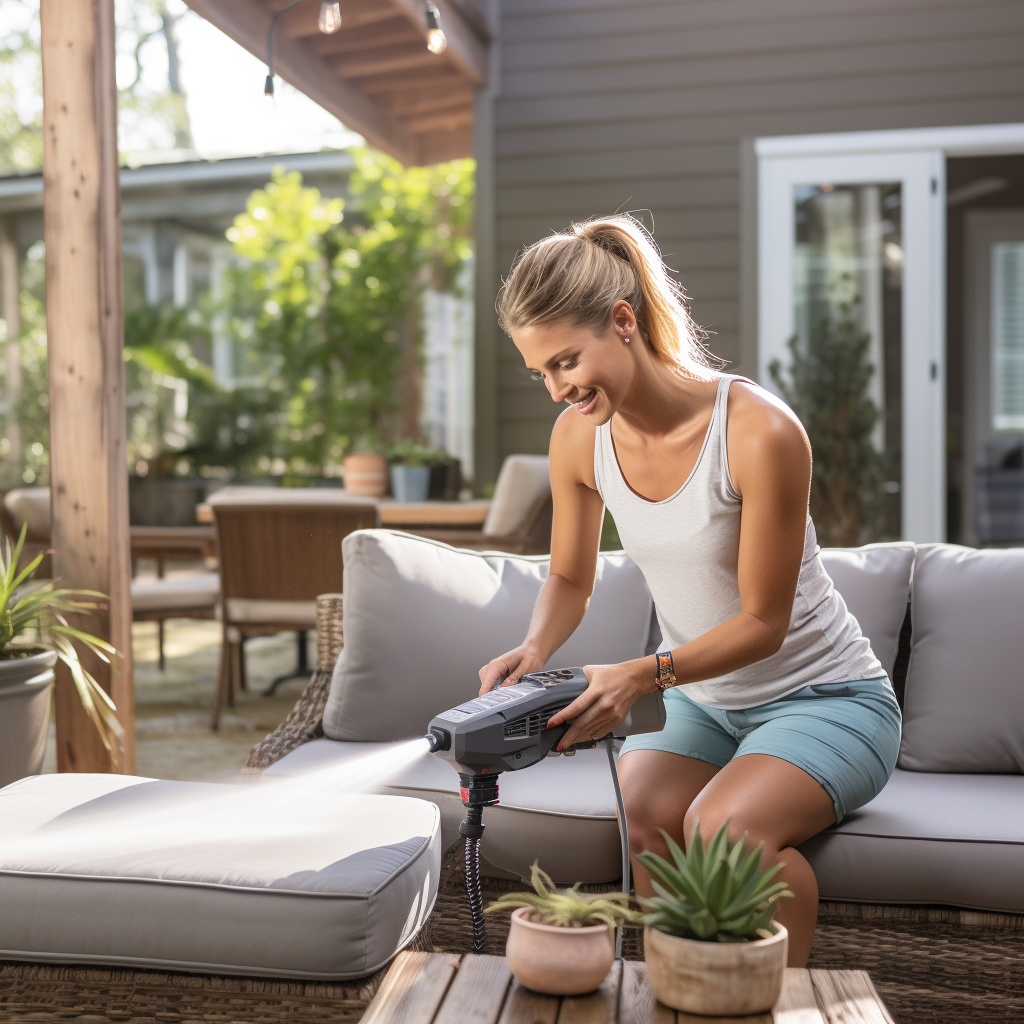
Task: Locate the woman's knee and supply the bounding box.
[683,797,781,857]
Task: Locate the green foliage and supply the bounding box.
[0,525,124,757]
[637,822,792,943]
[0,1,42,172]
[387,440,447,467]
[485,861,637,930]
[768,299,889,546]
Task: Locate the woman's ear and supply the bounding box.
[611,299,637,339]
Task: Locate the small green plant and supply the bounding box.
[486,861,638,929]
[637,822,793,943]
[387,440,447,467]
[0,525,124,755]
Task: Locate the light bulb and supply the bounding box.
[318,0,341,34]
[425,3,447,53]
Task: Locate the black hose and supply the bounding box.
[460,804,486,952]
[606,736,630,960]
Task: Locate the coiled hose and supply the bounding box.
[460,804,487,952]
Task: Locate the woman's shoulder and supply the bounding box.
[549,405,599,490]
[725,377,810,485]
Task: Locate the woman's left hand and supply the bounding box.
[546,659,655,749]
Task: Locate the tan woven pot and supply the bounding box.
[343,454,387,497]
[505,908,615,995]
[644,923,788,1016]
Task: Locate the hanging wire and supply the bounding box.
[265,0,304,98]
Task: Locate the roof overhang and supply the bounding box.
[185,0,488,166]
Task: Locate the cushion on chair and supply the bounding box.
[208,487,379,509]
[899,544,1024,773]
[322,530,653,742]
[0,773,440,979]
[818,542,915,678]
[800,768,1024,913]
[482,455,550,536]
[265,739,622,883]
[225,598,318,627]
[3,487,52,538]
[130,573,219,613]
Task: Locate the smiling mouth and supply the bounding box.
[570,389,598,414]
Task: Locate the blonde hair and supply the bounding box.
[496,215,723,376]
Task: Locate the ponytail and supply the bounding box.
[496,215,723,376]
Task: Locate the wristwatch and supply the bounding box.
[654,650,678,691]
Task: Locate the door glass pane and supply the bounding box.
[991,241,1024,431]
[790,182,903,542]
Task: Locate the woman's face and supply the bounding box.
[511,302,637,425]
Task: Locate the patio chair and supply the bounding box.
[1,486,54,575]
[412,454,552,555]
[209,489,380,729]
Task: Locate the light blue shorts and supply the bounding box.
[619,677,901,822]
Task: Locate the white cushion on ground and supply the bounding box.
[3,487,52,536]
[482,455,550,536]
[0,773,440,979]
[800,769,1024,913]
[225,598,317,626]
[130,573,219,613]
[323,531,653,742]
[265,739,622,883]
[819,542,915,678]
[209,486,379,509]
[899,543,1024,773]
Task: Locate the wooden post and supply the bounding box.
[0,218,21,469]
[41,0,135,773]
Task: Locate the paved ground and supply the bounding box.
[42,568,315,783]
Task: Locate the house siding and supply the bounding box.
[485,0,1024,470]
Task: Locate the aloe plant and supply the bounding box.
[486,861,638,929]
[637,822,793,942]
[0,524,124,757]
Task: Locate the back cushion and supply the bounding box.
[819,542,915,679]
[323,530,653,741]
[899,544,1024,773]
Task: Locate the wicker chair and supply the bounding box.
[209,491,380,729]
[245,599,1024,1023]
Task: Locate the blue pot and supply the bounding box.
[390,465,431,502]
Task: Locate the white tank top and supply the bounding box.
[593,373,887,709]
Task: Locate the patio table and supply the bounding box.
[363,952,896,1024]
[130,524,217,573]
[195,497,491,527]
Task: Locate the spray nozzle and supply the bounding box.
[425,728,451,753]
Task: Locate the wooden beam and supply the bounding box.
[185,0,418,165]
[40,0,135,773]
[278,0,397,38]
[334,43,442,79]
[360,70,468,95]
[312,19,419,57]
[406,106,472,133]
[0,218,21,468]
[379,86,474,117]
[416,125,473,164]
[387,0,488,86]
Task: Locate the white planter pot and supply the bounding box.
[390,465,431,502]
[644,923,788,1016]
[505,907,615,995]
[0,650,57,789]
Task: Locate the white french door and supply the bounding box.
[757,148,945,542]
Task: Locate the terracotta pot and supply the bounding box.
[644,923,788,1016]
[505,907,615,995]
[343,454,388,497]
[0,649,57,788]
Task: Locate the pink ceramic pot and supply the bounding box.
[343,454,388,497]
[505,907,615,995]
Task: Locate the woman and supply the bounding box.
[477,215,901,966]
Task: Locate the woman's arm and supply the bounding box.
[550,385,812,747]
[478,409,605,693]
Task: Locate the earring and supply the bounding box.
[623,334,631,344]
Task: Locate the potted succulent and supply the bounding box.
[637,822,793,1016]
[486,861,636,995]
[0,525,124,787]
[387,441,447,502]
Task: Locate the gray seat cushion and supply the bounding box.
[800,769,1024,913]
[266,739,622,884]
[323,530,654,742]
[0,774,440,979]
[899,543,1024,773]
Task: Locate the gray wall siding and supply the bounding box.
[487,0,1024,468]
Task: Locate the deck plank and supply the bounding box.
[497,981,561,1024]
[556,960,622,1024]
[619,961,675,1024]
[434,954,513,1024]
[774,969,826,1024]
[361,951,460,1024]
[809,970,897,1024]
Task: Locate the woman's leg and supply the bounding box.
[616,749,720,897]
[683,752,837,967]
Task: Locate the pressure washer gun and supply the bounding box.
[424,668,666,951]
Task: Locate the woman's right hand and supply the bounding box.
[478,645,548,695]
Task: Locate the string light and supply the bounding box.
[318,1,341,34]
[425,2,447,54]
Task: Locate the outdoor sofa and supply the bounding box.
[249,529,1024,1023]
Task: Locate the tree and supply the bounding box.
[768,299,889,546]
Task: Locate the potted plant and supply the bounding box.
[486,861,636,995]
[387,441,447,502]
[0,526,124,787]
[637,822,793,1016]
[343,440,389,498]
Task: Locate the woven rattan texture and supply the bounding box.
[244,594,342,771]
